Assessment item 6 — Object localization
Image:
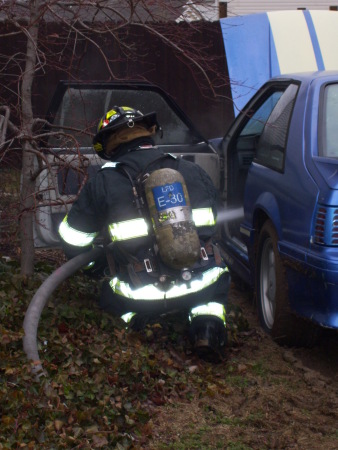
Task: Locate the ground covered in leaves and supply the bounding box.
[1,254,337,449]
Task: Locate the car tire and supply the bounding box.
[256,220,319,347]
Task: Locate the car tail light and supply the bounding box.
[313,206,338,246]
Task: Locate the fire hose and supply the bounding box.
[23,246,104,379]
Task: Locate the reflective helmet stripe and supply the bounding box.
[58,216,98,247]
[108,218,149,241]
[192,208,216,227]
[189,302,226,326]
[109,266,228,300]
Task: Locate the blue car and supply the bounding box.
[219,70,338,345]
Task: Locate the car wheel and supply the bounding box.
[256,220,319,347]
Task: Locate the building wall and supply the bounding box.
[224,0,338,16]
[188,1,338,22]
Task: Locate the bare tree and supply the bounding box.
[0,0,227,277]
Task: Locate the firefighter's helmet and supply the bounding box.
[93,106,159,159]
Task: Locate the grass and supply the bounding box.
[0,168,20,251]
[0,167,20,195]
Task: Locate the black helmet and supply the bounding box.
[93,106,159,159]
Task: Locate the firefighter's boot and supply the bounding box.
[189,316,227,362]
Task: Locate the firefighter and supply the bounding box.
[58,106,230,360]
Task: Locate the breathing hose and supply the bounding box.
[23,246,104,379]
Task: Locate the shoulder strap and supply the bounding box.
[100,152,177,177]
[101,153,178,207]
[138,152,178,179]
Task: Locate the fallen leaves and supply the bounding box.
[2,256,291,449]
[0,258,217,447]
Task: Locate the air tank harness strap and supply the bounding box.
[204,239,223,266]
[119,241,222,286]
[109,243,146,288]
[126,261,146,288]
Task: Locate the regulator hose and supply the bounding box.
[23,247,104,379]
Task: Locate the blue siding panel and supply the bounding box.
[220,11,338,116]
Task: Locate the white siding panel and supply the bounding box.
[227,0,336,16]
[310,10,338,69]
[267,10,318,73]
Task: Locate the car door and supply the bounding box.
[219,80,296,284]
[33,81,220,248]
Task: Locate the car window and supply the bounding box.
[321,83,338,158]
[240,92,283,137]
[47,87,202,149]
[255,83,299,170]
[48,89,108,147]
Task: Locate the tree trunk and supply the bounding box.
[20,0,40,277]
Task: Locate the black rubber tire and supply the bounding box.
[256,220,319,347]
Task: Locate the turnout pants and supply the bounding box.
[99,266,230,318]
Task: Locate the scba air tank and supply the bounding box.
[144,168,200,270]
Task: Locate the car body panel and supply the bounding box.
[220,71,338,329]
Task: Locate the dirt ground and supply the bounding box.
[147,284,338,449]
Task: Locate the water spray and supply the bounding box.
[216,207,244,224]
